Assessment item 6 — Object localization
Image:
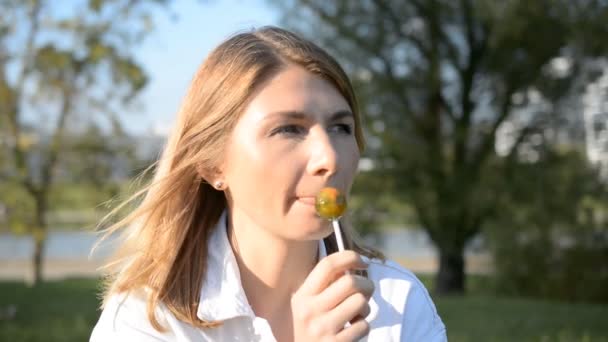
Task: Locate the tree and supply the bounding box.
[0,0,170,284]
[273,0,608,294]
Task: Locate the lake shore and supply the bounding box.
[0,254,493,282]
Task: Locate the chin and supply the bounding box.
[282,215,330,241]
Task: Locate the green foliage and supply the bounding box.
[0,183,35,235]
[487,148,608,302]
[0,122,142,233]
[0,0,175,283]
[0,181,129,232]
[349,168,418,237]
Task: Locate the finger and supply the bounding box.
[314,275,374,312]
[336,317,370,342]
[349,302,371,324]
[298,250,367,295]
[361,302,371,319]
[326,292,370,332]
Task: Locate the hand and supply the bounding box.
[291,250,374,342]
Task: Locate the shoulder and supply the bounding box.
[90,291,173,341]
[364,258,447,341]
[364,257,432,304]
[365,258,422,284]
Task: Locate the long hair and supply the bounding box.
[96,26,384,331]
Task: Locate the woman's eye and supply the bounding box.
[330,123,353,135]
[271,125,305,136]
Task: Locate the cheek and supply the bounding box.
[342,143,360,181]
[226,142,298,212]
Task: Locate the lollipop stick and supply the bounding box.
[332,219,346,251]
[332,219,350,276]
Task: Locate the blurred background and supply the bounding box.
[1,0,608,341]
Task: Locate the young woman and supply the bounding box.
[91,26,446,341]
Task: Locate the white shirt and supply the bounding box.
[91,211,447,341]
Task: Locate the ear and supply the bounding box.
[195,164,223,185]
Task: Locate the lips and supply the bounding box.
[296,196,316,205]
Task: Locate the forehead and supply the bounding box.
[241,65,351,123]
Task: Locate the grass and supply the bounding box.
[0,278,100,342]
[422,274,608,341]
[436,295,608,341]
[0,277,607,341]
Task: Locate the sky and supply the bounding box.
[124,0,280,136]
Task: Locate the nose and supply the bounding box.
[306,127,338,179]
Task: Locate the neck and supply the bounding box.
[226,209,319,319]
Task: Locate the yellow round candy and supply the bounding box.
[315,187,347,219]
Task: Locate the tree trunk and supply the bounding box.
[32,236,45,285]
[435,247,465,295]
[31,194,47,286]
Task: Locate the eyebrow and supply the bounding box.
[265,110,354,122]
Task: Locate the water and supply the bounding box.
[0,229,485,261]
[0,231,117,260]
[379,229,439,258]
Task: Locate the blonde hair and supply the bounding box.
[96,26,383,331]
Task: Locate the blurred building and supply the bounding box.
[583,70,608,179]
[496,61,608,179]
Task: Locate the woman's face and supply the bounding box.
[221,64,360,241]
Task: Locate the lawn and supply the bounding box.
[0,277,607,341]
[437,295,608,341]
[0,278,100,342]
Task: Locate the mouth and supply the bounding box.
[295,196,316,205]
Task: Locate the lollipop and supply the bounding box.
[315,187,347,251]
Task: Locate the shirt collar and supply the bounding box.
[197,210,328,322]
